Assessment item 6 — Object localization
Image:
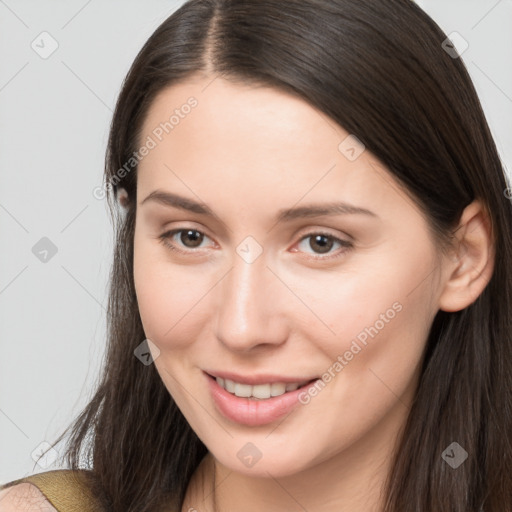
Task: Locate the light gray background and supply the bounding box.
[1,0,511,484]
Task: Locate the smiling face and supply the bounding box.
[132,74,447,479]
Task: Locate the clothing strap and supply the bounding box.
[0,469,104,512]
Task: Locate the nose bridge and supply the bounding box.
[215,244,285,351]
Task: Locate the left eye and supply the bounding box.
[295,232,353,258]
[158,229,353,259]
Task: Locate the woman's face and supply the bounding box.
[133,75,447,478]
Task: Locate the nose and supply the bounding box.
[214,248,289,353]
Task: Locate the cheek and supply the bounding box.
[294,248,431,349]
[133,234,213,348]
[300,245,436,416]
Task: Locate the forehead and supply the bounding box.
[135,76,419,226]
[140,76,341,155]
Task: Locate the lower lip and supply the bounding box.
[205,373,318,426]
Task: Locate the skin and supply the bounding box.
[0,483,58,511]
[132,74,494,512]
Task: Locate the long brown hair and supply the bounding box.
[45,0,512,510]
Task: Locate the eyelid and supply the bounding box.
[295,225,353,242]
[159,222,217,244]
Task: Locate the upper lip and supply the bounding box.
[205,370,318,386]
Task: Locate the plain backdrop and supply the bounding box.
[1,0,511,484]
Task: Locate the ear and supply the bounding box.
[438,199,495,312]
[117,187,130,209]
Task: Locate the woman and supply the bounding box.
[1,0,511,510]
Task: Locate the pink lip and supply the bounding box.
[205,370,316,386]
[205,372,319,426]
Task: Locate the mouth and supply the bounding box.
[205,372,318,400]
[205,371,320,426]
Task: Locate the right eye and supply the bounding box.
[158,228,215,254]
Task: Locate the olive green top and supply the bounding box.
[0,469,104,511]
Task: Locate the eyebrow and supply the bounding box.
[139,190,379,222]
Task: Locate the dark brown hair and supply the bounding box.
[44,0,512,510]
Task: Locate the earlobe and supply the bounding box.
[118,187,130,209]
[438,200,495,313]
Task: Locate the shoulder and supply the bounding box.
[0,482,57,511]
[0,470,100,512]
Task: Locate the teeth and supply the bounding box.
[215,377,307,399]
[271,383,286,396]
[234,383,252,397]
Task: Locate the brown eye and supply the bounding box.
[178,229,204,248]
[158,228,213,254]
[308,234,335,254]
[295,232,353,259]
[157,227,353,261]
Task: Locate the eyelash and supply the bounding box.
[157,228,354,261]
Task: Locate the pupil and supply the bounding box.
[311,234,333,254]
[181,230,203,247]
